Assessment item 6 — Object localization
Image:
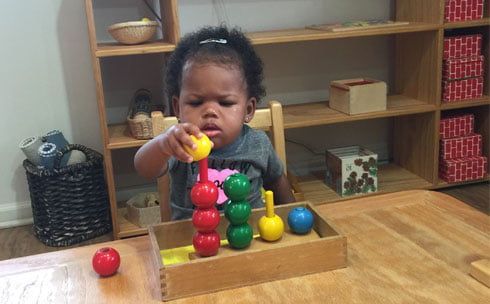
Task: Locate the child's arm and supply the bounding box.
[134,123,202,179]
[264,174,296,205]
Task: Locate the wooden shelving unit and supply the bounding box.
[85,0,490,239]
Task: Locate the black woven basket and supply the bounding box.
[23,144,112,247]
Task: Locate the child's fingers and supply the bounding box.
[181,123,202,138]
[173,125,197,150]
[166,135,193,163]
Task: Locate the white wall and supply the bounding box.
[0,1,101,227]
[0,0,393,227]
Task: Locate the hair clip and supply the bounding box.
[199,38,228,45]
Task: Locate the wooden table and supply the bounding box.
[1,190,489,303]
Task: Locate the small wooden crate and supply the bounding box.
[148,202,347,301]
[329,78,387,115]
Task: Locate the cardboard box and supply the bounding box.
[325,146,378,197]
[443,34,482,60]
[329,78,387,115]
[443,55,484,80]
[444,0,484,22]
[442,77,483,102]
[439,156,488,182]
[148,201,347,301]
[440,133,482,160]
[440,114,475,139]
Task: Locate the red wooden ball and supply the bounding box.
[193,231,220,257]
[191,181,218,208]
[192,208,220,232]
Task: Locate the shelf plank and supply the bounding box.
[107,96,435,149]
[433,175,490,189]
[117,207,149,238]
[108,124,150,149]
[282,95,436,129]
[96,40,176,57]
[296,163,433,205]
[108,116,178,149]
[247,22,439,45]
[440,96,490,110]
[444,18,490,29]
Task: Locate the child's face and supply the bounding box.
[173,62,256,149]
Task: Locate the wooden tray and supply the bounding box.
[148,201,347,301]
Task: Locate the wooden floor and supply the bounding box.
[0,182,487,261]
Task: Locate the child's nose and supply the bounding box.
[202,103,219,117]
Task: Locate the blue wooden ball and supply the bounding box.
[287,207,314,234]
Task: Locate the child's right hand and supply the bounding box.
[158,122,204,163]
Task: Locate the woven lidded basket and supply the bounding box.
[108,20,158,45]
[127,89,164,139]
[23,144,111,247]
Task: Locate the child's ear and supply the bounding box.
[244,97,257,123]
[172,96,180,118]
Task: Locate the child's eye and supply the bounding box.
[219,100,235,107]
[187,100,203,107]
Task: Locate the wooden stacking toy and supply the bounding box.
[258,191,284,241]
[224,173,253,249]
[189,134,220,257]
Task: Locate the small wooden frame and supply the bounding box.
[148,201,347,301]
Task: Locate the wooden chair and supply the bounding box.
[156,100,301,221]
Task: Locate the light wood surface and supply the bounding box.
[247,22,438,45]
[106,97,489,150]
[85,0,119,238]
[440,96,490,110]
[283,95,436,129]
[470,259,490,287]
[96,41,176,57]
[443,17,490,29]
[394,111,438,184]
[298,163,433,204]
[1,190,489,303]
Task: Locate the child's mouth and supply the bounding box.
[201,124,221,138]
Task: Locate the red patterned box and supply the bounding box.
[444,0,484,22]
[439,156,487,182]
[440,133,482,160]
[443,34,482,59]
[440,114,474,139]
[442,77,483,102]
[443,55,484,80]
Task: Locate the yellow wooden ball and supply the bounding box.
[258,215,284,241]
[184,134,212,161]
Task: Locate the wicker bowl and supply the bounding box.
[108,20,158,45]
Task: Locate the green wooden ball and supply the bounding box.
[223,173,250,201]
[225,201,251,225]
[226,223,253,249]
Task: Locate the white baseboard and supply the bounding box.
[0,201,33,229]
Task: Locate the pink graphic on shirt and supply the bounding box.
[198,168,239,205]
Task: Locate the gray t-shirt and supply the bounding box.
[167,125,284,220]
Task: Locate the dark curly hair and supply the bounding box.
[165,26,266,105]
